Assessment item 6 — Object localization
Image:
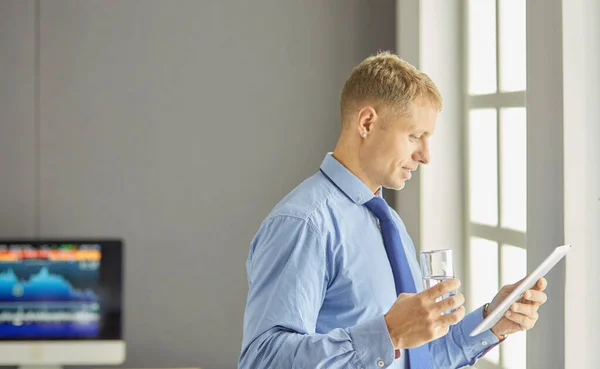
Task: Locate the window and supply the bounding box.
[464,0,527,368]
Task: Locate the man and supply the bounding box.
[239,52,547,369]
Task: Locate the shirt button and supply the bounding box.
[482,340,488,346]
[377,359,385,367]
[357,194,362,202]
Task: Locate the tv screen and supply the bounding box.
[0,240,122,340]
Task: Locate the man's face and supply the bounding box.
[361,99,437,191]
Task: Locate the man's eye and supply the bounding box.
[411,135,422,140]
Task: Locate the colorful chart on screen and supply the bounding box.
[0,243,102,338]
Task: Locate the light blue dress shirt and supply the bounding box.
[239,153,499,369]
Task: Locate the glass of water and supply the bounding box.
[419,249,456,313]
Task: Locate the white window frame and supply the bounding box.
[462,0,527,368]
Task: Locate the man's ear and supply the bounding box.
[356,106,378,137]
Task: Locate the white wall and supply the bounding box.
[395,0,465,282]
[418,0,465,285]
[563,0,600,367]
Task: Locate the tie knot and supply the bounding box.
[364,196,392,221]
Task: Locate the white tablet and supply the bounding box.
[469,244,571,337]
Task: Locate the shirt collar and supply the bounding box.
[319,152,382,205]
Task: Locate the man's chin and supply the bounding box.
[382,180,407,191]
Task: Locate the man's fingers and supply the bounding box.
[425,278,461,300]
[534,277,548,291]
[507,276,547,296]
[511,302,538,316]
[440,306,466,326]
[505,309,537,330]
[501,276,527,294]
[436,293,465,313]
[523,289,547,305]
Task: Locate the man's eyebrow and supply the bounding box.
[408,126,430,136]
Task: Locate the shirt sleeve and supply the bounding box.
[429,305,501,368]
[239,215,397,369]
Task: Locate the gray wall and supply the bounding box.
[0,1,396,368]
[0,0,37,237]
[526,0,565,367]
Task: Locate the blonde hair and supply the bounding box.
[340,51,442,124]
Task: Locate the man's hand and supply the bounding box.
[487,277,548,339]
[384,279,465,349]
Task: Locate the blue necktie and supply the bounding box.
[365,196,433,369]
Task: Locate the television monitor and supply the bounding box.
[0,239,125,369]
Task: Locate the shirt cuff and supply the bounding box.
[348,315,396,368]
[458,305,501,364]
